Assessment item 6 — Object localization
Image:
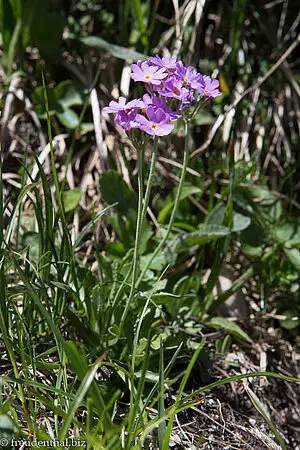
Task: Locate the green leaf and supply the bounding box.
[274,221,300,246]
[168,224,230,254]
[107,324,120,347]
[232,210,251,232]
[22,231,40,262]
[80,36,148,61]
[62,189,83,213]
[240,221,266,256]
[283,247,300,269]
[158,185,202,224]
[279,311,299,330]
[207,201,252,232]
[100,171,136,217]
[57,108,80,129]
[32,81,87,128]
[248,187,283,223]
[140,251,170,271]
[151,292,189,305]
[55,80,87,107]
[32,85,61,117]
[208,317,252,343]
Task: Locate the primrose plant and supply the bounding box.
[103,55,222,330]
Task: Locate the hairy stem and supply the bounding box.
[136,121,191,287]
[109,138,158,334]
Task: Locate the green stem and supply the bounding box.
[141,137,158,226]
[109,138,158,333]
[119,147,145,332]
[136,121,191,287]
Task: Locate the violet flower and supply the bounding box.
[103,96,144,114]
[130,61,167,85]
[158,76,190,102]
[103,56,223,140]
[176,62,202,89]
[197,75,222,98]
[179,90,195,110]
[142,94,182,121]
[115,109,138,131]
[136,107,174,136]
[149,55,177,70]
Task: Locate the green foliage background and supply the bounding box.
[0,0,299,449]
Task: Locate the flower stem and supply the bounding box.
[136,121,191,287]
[119,138,158,332]
[141,137,158,225]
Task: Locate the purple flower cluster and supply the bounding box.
[103,55,222,137]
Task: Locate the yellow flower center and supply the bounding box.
[144,75,151,80]
[173,88,180,95]
[151,123,157,129]
[204,88,209,93]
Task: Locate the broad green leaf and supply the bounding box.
[283,248,300,269]
[139,223,153,254]
[140,251,170,271]
[100,171,136,217]
[151,292,188,305]
[168,224,230,254]
[232,210,251,232]
[32,81,87,128]
[55,80,87,107]
[207,201,252,232]
[240,221,266,256]
[57,108,80,129]
[274,221,300,246]
[32,85,61,117]
[248,187,283,222]
[80,36,148,61]
[279,311,299,330]
[208,317,252,343]
[62,188,83,213]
